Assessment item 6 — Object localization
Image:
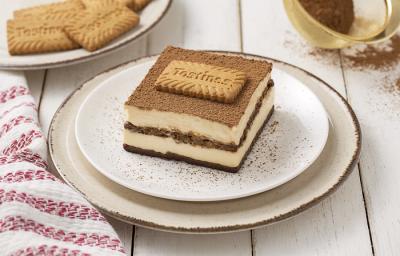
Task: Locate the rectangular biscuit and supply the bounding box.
[64,6,140,51]
[132,0,152,12]
[13,0,85,20]
[156,60,247,103]
[81,0,135,9]
[7,19,80,55]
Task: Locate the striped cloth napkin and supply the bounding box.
[0,71,126,256]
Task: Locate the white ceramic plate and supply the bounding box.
[49,54,361,233]
[75,58,329,201]
[0,0,171,70]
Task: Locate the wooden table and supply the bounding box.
[26,1,399,255]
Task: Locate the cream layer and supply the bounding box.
[123,88,274,168]
[125,74,271,145]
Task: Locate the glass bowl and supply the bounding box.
[284,0,400,48]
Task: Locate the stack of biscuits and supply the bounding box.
[7,0,151,55]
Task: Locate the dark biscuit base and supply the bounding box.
[123,107,274,173]
[125,80,274,152]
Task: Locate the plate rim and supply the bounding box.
[74,64,330,201]
[0,0,172,70]
[48,52,362,233]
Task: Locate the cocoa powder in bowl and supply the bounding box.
[299,0,355,34]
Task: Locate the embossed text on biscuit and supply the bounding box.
[156,61,247,103]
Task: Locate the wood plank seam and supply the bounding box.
[238,0,244,53]
[357,162,376,256]
[145,34,151,56]
[339,51,375,255]
[37,70,48,121]
[131,226,136,256]
[338,51,350,101]
[250,229,255,256]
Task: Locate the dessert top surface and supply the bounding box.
[125,46,272,127]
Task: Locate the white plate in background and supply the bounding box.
[0,0,171,69]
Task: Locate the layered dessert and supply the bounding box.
[123,46,274,172]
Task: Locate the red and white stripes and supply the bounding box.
[10,245,91,256]
[0,71,125,255]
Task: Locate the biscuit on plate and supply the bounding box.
[64,6,140,51]
[7,19,80,55]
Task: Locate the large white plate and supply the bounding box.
[75,57,329,201]
[0,0,171,70]
[48,54,361,233]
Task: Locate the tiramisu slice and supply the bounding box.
[124,46,274,172]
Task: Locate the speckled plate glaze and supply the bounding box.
[75,60,329,201]
[0,0,171,70]
[48,53,361,233]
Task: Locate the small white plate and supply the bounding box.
[0,0,171,70]
[75,58,329,201]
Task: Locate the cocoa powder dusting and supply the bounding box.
[397,79,400,92]
[126,46,272,127]
[283,30,338,65]
[343,35,400,70]
[268,121,279,135]
[299,0,354,34]
[381,76,400,96]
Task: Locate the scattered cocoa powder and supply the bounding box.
[342,31,400,100]
[308,47,338,65]
[284,29,400,98]
[283,30,338,65]
[370,74,400,120]
[299,0,354,34]
[342,35,400,70]
[268,121,279,135]
[381,75,400,95]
